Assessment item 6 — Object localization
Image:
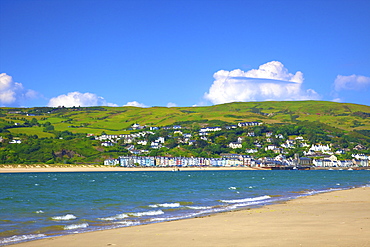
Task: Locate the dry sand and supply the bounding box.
[11,186,370,247]
[0,166,258,173]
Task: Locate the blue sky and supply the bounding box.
[1,0,369,107]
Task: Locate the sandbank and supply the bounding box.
[11,186,370,247]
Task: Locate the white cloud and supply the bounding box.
[332,98,342,103]
[0,73,38,106]
[166,102,177,107]
[333,74,370,91]
[124,101,148,108]
[204,61,320,104]
[48,91,117,107]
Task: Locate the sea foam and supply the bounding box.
[116,220,139,227]
[220,195,271,204]
[130,210,164,217]
[186,205,213,210]
[64,223,89,230]
[98,213,129,221]
[0,234,46,244]
[149,202,181,208]
[51,214,77,221]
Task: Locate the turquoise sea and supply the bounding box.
[1,170,369,245]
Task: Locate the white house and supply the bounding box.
[351,154,369,160]
[156,137,165,143]
[200,127,222,132]
[238,122,262,127]
[229,142,242,149]
[101,142,114,147]
[104,159,119,166]
[247,132,255,137]
[309,144,331,153]
[266,132,273,137]
[265,145,277,151]
[137,140,148,145]
[281,141,295,149]
[275,134,284,139]
[9,139,22,144]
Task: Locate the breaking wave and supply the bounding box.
[220,195,271,204]
[130,210,164,217]
[0,234,46,245]
[64,223,89,230]
[51,214,77,221]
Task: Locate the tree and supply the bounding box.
[195,139,208,148]
[30,118,39,126]
[165,138,178,149]
[215,136,228,146]
[242,137,254,149]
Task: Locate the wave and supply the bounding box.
[301,188,342,196]
[150,207,229,223]
[220,195,271,204]
[98,213,129,221]
[51,214,77,221]
[130,210,164,217]
[64,223,89,230]
[149,203,181,208]
[115,220,140,227]
[150,215,188,222]
[0,234,46,244]
[186,206,213,210]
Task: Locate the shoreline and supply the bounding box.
[0,166,262,173]
[10,186,370,247]
[1,165,366,173]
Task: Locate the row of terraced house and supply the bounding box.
[104,154,369,168]
[104,155,257,167]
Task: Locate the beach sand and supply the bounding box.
[11,186,370,247]
[0,166,258,173]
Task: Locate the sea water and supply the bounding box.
[0,170,369,245]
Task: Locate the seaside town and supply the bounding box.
[102,122,370,169]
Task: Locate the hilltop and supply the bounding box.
[2,101,369,134]
[0,101,369,164]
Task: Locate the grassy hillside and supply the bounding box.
[1,101,369,136]
[0,101,369,164]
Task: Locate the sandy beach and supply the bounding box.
[10,186,370,247]
[0,166,259,173]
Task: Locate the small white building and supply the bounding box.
[9,139,22,144]
[101,142,114,147]
[309,144,331,153]
[137,140,148,145]
[200,127,222,132]
[229,142,242,149]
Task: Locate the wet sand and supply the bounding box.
[11,186,370,247]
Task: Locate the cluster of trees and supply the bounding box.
[0,129,130,164]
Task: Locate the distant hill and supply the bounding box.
[1,101,369,136]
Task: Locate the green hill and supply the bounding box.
[1,101,369,135]
[0,101,369,164]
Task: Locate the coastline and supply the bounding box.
[2,165,365,173]
[0,166,261,173]
[10,186,370,247]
